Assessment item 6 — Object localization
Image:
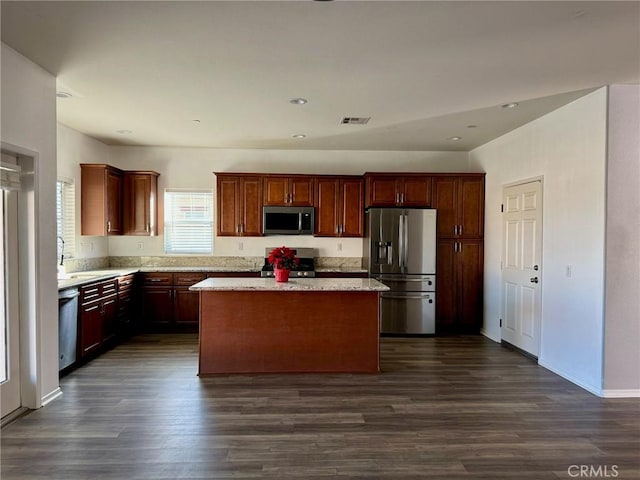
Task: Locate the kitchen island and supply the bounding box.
[190,278,389,374]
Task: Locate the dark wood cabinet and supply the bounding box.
[79,279,118,357]
[432,174,485,334]
[314,177,364,237]
[141,272,206,331]
[263,175,314,206]
[216,174,263,236]
[116,273,137,335]
[364,174,431,207]
[432,175,484,238]
[436,239,484,334]
[81,164,124,235]
[123,171,160,236]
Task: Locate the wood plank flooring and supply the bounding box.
[2,334,639,479]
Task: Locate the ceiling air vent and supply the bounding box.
[340,116,370,125]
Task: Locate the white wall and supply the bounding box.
[603,85,640,395]
[1,43,59,407]
[469,88,608,395]
[57,124,110,259]
[105,146,470,258]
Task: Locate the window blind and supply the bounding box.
[56,180,76,259]
[164,189,213,254]
[0,153,21,191]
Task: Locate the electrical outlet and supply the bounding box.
[238,242,243,251]
[90,242,94,252]
[138,242,144,250]
[566,264,572,278]
[337,242,343,252]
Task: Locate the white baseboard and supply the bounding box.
[41,387,63,406]
[601,389,640,398]
[480,328,500,343]
[537,358,603,397]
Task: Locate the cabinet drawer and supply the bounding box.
[142,273,174,285]
[174,272,207,286]
[80,284,101,303]
[117,274,136,290]
[101,280,118,297]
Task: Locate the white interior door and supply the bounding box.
[1,188,21,418]
[501,180,543,357]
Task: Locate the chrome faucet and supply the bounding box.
[57,236,65,266]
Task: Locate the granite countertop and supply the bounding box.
[189,277,389,292]
[57,268,140,290]
[138,266,261,273]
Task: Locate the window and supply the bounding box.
[164,189,213,254]
[56,179,76,260]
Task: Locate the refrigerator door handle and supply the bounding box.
[403,211,409,269]
[398,214,405,270]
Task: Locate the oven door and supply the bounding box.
[379,292,435,334]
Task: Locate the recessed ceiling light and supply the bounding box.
[466,125,477,129]
[448,136,462,141]
[56,91,72,99]
[501,102,519,109]
[192,119,201,123]
[116,129,132,134]
[289,98,308,105]
[292,134,306,139]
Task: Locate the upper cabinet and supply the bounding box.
[314,177,364,237]
[263,175,314,206]
[364,174,432,207]
[123,171,160,236]
[81,164,124,236]
[432,175,485,238]
[216,174,263,236]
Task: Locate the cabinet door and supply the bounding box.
[432,177,458,238]
[401,177,431,207]
[173,287,200,329]
[435,239,457,334]
[365,176,398,207]
[340,178,364,237]
[142,287,173,329]
[106,169,123,235]
[101,295,118,343]
[289,177,314,206]
[80,301,103,357]
[124,172,158,235]
[314,178,340,236]
[458,178,484,238]
[457,239,484,332]
[263,177,288,205]
[240,176,263,236]
[217,176,240,236]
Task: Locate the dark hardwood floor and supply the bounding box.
[2,334,639,479]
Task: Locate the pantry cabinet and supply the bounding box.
[364,174,432,207]
[432,175,484,238]
[314,176,364,237]
[80,164,124,236]
[123,171,160,236]
[263,175,314,206]
[216,174,263,236]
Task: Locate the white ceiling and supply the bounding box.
[2,1,638,151]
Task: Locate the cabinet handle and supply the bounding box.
[146,223,150,233]
[237,224,240,233]
[336,225,339,234]
[401,193,405,204]
[241,224,244,233]
[454,225,458,235]
[454,241,458,253]
[107,220,111,233]
[395,193,399,204]
[459,225,463,236]
[459,241,462,253]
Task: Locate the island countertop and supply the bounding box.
[189,277,389,292]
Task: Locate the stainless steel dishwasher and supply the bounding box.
[58,288,79,371]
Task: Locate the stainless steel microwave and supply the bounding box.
[262,206,314,235]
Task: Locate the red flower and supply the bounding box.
[268,246,299,270]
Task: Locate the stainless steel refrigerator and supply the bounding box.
[363,208,437,334]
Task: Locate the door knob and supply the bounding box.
[530,277,539,283]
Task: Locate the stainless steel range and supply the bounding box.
[260,247,316,278]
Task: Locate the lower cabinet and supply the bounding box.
[436,239,484,334]
[79,279,118,358]
[141,271,261,332]
[141,272,206,332]
[116,273,137,336]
